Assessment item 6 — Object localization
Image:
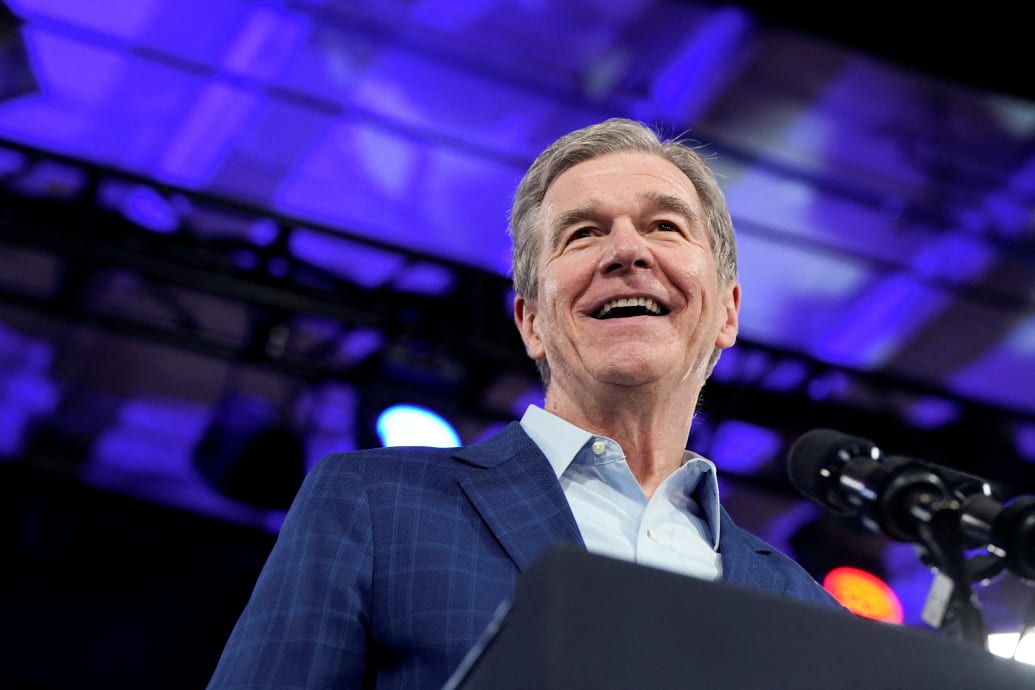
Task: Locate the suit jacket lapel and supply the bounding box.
[453,424,792,596]
[717,508,787,593]
[454,423,584,571]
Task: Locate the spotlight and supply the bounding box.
[357,366,466,450]
[376,404,460,448]
[823,566,904,623]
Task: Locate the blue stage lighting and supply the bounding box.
[376,404,460,448]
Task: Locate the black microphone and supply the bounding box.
[787,428,953,543]
[957,493,1035,581]
[787,428,1035,580]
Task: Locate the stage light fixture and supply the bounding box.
[989,631,1035,666]
[376,404,460,448]
[823,566,904,624]
[121,185,181,234]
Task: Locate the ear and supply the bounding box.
[714,281,740,350]
[514,294,546,361]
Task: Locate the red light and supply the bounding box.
[823,566,903,624]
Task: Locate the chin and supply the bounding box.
[595,362,666,387]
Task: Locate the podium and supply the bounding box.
[447,546,1033,689]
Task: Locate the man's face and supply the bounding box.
[514,151,740,395]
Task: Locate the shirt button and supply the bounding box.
[591,439,605,455]
[646,528,658,542]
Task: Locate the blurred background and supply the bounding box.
[1,1,1035,687]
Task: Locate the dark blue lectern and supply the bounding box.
[447,546,1033,690]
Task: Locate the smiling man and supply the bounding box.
[514,148,739,499]
[207,118,843,690]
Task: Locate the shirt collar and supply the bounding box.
[519,404,722,549]
[519,404,592,479]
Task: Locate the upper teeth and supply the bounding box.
[596,297,662,318]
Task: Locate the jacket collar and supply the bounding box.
[453,422,584,571]
[453,423,789,594]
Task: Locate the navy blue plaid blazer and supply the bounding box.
[208,422,842,689]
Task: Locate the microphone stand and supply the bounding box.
[1011,588,1035,661]
[912,497,989,648]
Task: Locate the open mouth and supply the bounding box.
[593,297,668,320]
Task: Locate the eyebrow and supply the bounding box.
[548,204,596,247]
[643,191,698,225]
[548,192,700,247]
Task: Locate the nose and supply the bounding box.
[601,220,652,273]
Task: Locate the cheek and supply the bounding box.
[538,274,570,315]
[540,273,559,296]
[676,258,719,299]
[533,273,583,348]
[671,266,707,309]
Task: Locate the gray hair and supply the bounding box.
[508,117,738,387]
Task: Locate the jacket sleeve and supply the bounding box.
[207,455,372,689]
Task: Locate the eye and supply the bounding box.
[565,227,594,244]
[656,220,682,233]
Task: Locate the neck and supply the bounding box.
[544,381,702,498]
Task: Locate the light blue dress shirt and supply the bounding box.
[520,404,722,581]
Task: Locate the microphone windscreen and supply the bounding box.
[787,428,876,515]
[787,428,848,496]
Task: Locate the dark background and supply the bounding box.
[2,1,1035,687]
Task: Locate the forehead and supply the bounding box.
[543,151,698,210]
